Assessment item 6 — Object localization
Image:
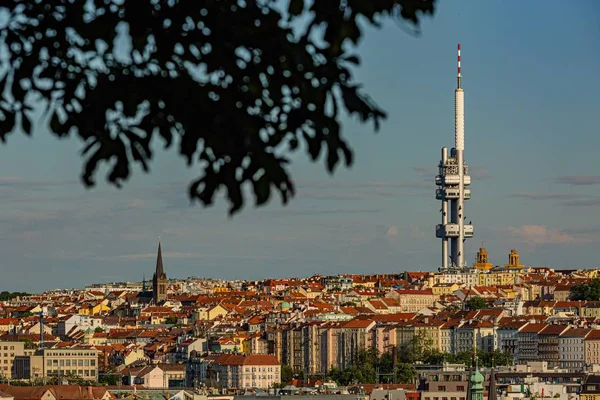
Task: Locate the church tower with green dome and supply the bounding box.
[466,348,485,400]
[469,365,485,400]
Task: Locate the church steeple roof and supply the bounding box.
[155,241,166,278]
[488,368,497,400]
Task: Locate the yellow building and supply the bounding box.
[414,320,443,352]
[431,283,459,296]
[207,304,229,320]
[582,302,600,319]
[473,247,493,271]
[504,249,525,270]
[124,348,146,366]
[213,286,230,293]
[78,300,110,316]
[477,270,519,286]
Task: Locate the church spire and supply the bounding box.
[488,368,497,400]
[155,240,165,278]
[152,239,167,304]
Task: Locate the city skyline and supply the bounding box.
[0,0,599,291]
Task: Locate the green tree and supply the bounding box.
[281,365,294,384]
[326,348,419,385]
[571,280,600,301]
[423,350,455,365]
[0,1,435,215]
[479,349,513,367]
[94,327,105,333]
[18,338,36,349]
[454,350,475,367]
[466,296,488,310]
[444,304,462,313]
[399,331,434,363]
[165,316,178,325]
[396,363,417,384]
[0,291,30,301]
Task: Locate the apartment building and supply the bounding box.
[14,347,98,382]
[516,323,546,363]
[584,329,600,366]
[559,327,590,371]
[207,354,280,389]
[386,289,438,313]
[538,324,569,368]
[0,341,25,379]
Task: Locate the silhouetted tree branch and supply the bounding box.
[0,0,436,214]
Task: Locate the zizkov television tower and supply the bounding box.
[436,44,474,271]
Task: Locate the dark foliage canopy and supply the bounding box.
[466,295,488,311]
[0,0,435,214]
[570,280,600,301]
[0,291,30,301]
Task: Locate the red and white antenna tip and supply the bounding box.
[457,43,461,77]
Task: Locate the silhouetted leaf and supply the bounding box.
[253,174,271,206]
[0,110,16,143]
[21,111,32,136]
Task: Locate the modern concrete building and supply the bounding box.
[14,347,98,382]
[0,341,25,379]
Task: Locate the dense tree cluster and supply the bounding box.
[0,291,30,301]
[0,0,435,214]
[570,280,600,301]
[466,296,488,311]
[420,349,513,368]
[327,348,417,385]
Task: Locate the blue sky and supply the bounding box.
[0,1,599,292]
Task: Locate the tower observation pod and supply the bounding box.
[436,44,473,271]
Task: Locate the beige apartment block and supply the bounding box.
[0,341,25,379]
[14,347,98,382]
[43,348,98,381]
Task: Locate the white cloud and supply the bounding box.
[410,225,426,239]
[506,225,576,246]
[386,225,399,238]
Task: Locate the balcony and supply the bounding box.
[436,224,474,238]
[436,188,471,200]
[435,175,472,186]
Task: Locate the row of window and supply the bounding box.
[2,346,15,350]
[47,369,96,376]
[424,397,466,400]
[47,359,96,367]
[436,386,465,391]
[244,367,278,372]
[45,352,96,357]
